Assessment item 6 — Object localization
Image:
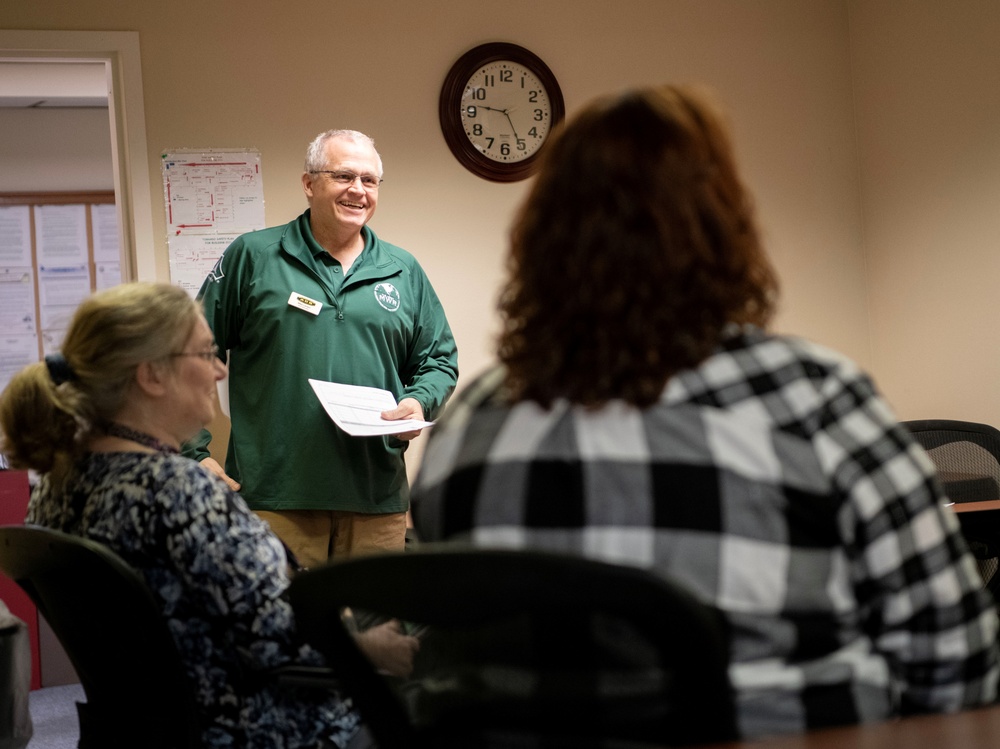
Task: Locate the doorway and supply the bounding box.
[0,29,154,280]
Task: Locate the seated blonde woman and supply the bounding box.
[0,282,417,749]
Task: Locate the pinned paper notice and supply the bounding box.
[308,379,435,437]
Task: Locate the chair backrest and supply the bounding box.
[288,545,736,749]
[0,525,201,749]
[902,420,1000,503]
[903,420,1000,602]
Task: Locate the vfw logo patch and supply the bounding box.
[208,252,226,283]
[374,283,400,312]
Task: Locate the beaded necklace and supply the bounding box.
[101,421,179,455]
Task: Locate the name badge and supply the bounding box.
[288,292,322,316]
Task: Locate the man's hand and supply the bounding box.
[200,457,241,491]
[354,620,420,678]
[381,397,425,441]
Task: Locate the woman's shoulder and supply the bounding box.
[723,326,861,373]
[670,327,866,398]
[155,453,252,511]
[433,365,509,428]
[87,452,243,523]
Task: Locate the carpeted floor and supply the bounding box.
[26,683,83,749]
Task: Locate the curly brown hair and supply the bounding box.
[498,84,778,408]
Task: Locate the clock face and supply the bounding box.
[439,43,564,182]
[459,61,554,164]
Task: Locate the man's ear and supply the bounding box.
[134,360,169,397]
[302,171,315,199]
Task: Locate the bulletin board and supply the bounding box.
[0,191,124,395]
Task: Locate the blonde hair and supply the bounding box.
[0,282,201,483]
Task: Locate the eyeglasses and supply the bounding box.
[309,170,383,190]
[170,344,220,363]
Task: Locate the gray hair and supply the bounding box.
[304,129,383,177]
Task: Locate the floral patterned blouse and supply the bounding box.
[27,451,360,749]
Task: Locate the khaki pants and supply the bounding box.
[255,509,407,569]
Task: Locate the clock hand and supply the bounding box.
[476,105,521,139]
[502,110,521,141]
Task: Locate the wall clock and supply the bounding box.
[439,42,565,182]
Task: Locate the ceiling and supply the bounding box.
[0,61,108,108]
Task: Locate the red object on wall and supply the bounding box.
[0,470,40,690]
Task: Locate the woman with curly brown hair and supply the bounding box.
[499,84,777,408]
[411,85,998,739]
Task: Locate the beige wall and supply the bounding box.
[848,0,1000,425]
[0,108,113,191]
[3,0,995,439]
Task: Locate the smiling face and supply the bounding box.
[303,135,381,241]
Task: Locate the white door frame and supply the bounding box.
[0,30,155,281]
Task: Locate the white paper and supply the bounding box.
[161,150,265,235]
[0,206,32,266]
[37,266,91,330]
[91,203,122,263]
[0,268,36,333]
[162,150,265,298]
[308,379,435,437]
[0,333,39,395]
[35,204,88,266]
[167,232,240,298]
[95,261,122,290]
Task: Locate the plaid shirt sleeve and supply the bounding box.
[812,354,1000,712]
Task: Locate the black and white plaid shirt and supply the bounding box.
[412,326,1000,739]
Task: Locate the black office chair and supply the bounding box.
[0,525,202,749]
[903,420,1000,599]
[288,545,737,749]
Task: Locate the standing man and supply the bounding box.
[187,129,458,567]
